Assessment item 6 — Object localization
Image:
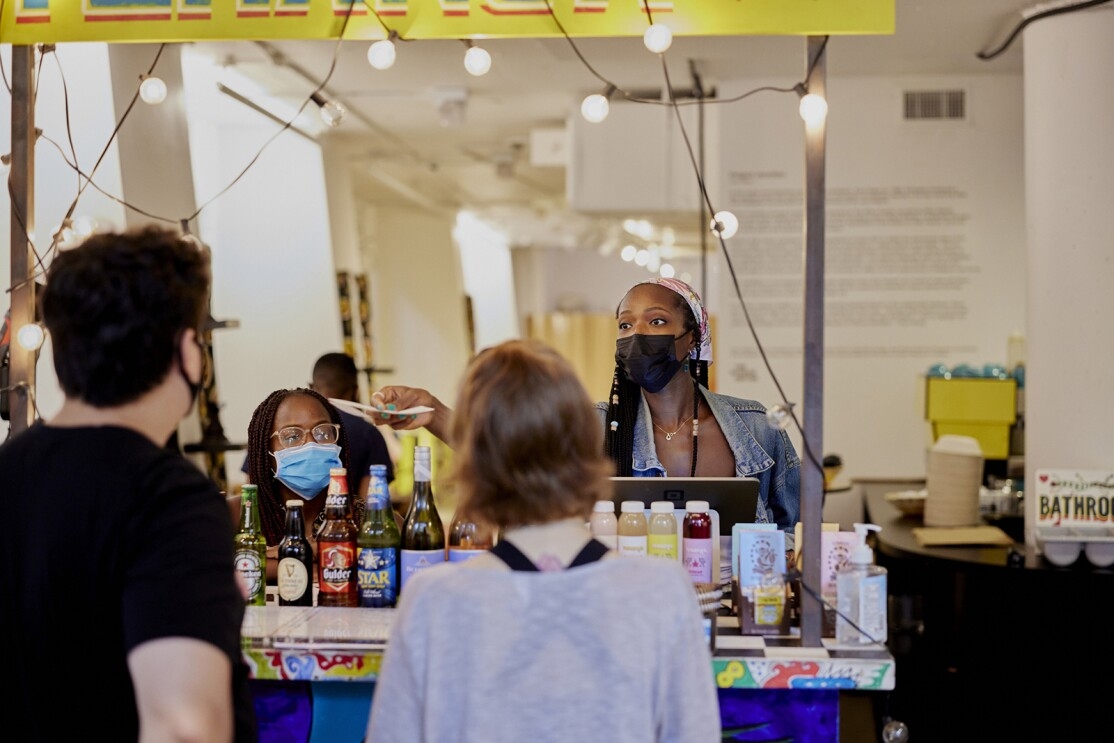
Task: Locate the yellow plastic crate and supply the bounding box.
[925,377,1017,459]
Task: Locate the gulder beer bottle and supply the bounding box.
[400,445,445,592]
[358,464,401,607]
[317,467,358,607]
[277,499,314,606]
[234,484,267,606]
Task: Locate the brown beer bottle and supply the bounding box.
[317,467,358,607]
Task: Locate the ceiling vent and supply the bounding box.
[904,89,966,120]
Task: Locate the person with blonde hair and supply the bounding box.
[366,339,719,743]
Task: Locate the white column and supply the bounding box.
[1023,6,1114,543]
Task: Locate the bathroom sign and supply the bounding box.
[1034,469,1114,527]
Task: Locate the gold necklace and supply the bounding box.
[652,414,693,441]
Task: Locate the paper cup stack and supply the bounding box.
[924,435,984,527]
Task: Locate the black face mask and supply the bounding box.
[615,331,690,393]
[176,338,206,410]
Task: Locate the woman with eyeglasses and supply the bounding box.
[235,388,353,582]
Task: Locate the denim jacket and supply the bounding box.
[596,386,801,545]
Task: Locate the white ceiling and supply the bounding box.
[193,0,1029,250]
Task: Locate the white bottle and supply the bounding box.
[589,500,618,550]
[835,523,888,645]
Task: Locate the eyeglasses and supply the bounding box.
[271,422,340,449]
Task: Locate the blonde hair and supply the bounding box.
[448,339,614,529]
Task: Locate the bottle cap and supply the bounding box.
[330,467,347,476]
[686,500,710,513]
[593,500,615,513]
[650,501,674,513]
[369,464,388,475]
[285,500,302,508]
[851,522,882,564]
[620,500,644,513]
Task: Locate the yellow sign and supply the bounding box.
[0,0,893,44]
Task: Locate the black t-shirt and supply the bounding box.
[0,423,258,742]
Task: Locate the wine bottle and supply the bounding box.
[400,445,445,592]
[358,464,401,607]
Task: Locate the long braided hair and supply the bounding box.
[246,387,351,545]
[605,291,710,477]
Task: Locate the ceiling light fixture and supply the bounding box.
[310,91,347,127]
[368,31,399,70]
[463,41,492,77]
[581,84,616,124]
[643,23,673,54]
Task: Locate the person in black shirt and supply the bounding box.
[0,226,257,742]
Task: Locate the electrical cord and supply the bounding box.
[977,0,1112,61]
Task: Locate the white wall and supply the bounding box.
[455,210,519,352]
[0,43,128,441]
[181,48,343,485]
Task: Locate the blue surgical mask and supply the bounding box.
[271,442,343,500]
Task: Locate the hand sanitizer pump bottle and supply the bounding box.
[835,523,888,646]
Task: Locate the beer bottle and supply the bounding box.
[400,445,445,592]
[277,500,314,606]
[357,464,401,607]
[448,507,493,562]
[234,484,267,606]
[317,467,358,607]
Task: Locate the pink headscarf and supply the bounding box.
[637,277,713,364]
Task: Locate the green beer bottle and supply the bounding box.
[234,484,268,606]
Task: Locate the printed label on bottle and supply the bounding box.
[683,537,712,582]
[234,550,265,601]
[277,557,309,602]
[325,492,347,508]
[859,573,887,640]
[358,547,398,607]
[647,533,678,559]
[318,543,356,595]
[617,535,647,557]
[400,548,446,589]
[448,547,487,563]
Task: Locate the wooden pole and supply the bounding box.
[8,45,37,435]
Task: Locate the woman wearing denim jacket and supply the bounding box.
[599,278,800,546]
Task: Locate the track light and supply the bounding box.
[310,91,346,127]
[368,31,398,70]
[643,23,673,54]
[795,83,828,126]
[581,85,615,124]
[463,41,491,77]
[139,75,167,105]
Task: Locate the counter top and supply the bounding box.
[241,606,894,691]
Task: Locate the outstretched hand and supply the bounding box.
[370,385,440,431]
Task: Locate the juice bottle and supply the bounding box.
[647,500,678,559]
[683,500,713,583]
[617,500,648,557]
[589,500,618,549]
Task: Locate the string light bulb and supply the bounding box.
[765,403,794,430]
[795,83,828,126]
[310,92,346,127]
[620,245,638,262]
[710,210,739,239]
[582,85,616,124]
[368,32,398,70]
[799,93,828,126]
[139,75,167,105]
[643,23,673,54]
[463,42,492,77]
[16,323,45,352]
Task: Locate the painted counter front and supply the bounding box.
[242,606,893,742]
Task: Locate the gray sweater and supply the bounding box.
[366,555,721,742]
